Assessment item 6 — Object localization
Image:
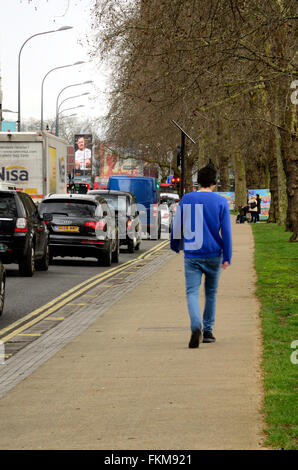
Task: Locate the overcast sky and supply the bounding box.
[0,0,109,128]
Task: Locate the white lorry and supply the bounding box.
[0,132,68,202]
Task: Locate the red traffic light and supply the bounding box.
[176,177,181,183]
[171,178,176,184]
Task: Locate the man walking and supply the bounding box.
[170,164,232,348]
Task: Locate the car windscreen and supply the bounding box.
[40,200,96,218]
[0,193,17,217]
[69,183,89,194]
[103,195,127,212]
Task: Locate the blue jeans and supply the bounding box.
[184,256,222,333]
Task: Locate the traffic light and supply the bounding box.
[171,176,181,188]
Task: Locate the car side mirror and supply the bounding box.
[103,210,108,217]
[135,210,139,216]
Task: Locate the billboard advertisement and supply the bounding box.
[215,192,235,210]
[248,189,271,220]
[74,134,92,178]
[99,143,139,178]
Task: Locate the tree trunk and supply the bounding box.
[280,128,298,241]
[277,76,298,239]
[232,151,247,208]
[218,153,230,191]
[185,159,194,194]
[267,127,281,223]
[264,78,288,225]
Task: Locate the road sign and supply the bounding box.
[1,121,17,132]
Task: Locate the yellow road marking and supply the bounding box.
[17,333,42,337]
[68,303,86,306]
[0,241,169,343]
[0,259,137,337]
[44,317,65,321]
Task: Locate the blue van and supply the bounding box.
[107,176,161,238]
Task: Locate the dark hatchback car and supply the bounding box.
[0,260,6,316]
[38,194,119,266]
[0,190,50,276]
[88,189,142,253]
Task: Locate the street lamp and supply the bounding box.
[58,92,90,112]
[17,26,73,131]
[59,104,85,115]
[40,61,85,130]
[55,81,93,136]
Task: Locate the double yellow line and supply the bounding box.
[0,240,169,343]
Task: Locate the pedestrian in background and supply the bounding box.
[248,195,258,223]
[256,194,261,222]
[170,163,232,349]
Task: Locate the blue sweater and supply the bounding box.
[170,191,232,264]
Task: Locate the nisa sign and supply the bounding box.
[0,166,29,182]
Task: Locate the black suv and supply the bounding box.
[38,194,119,266]
[88,189,142,253]
[0,190,50,276]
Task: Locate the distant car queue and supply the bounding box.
[0,176,180,317]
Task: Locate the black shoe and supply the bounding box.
[188,329,202,348]
[203,330,216,343]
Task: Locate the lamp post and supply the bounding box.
[59,104,85,116]
[171,120,196,198]
[40,61,85,131]
[17,26,73,132]
[58,92,90,113]
[55,81,92,136]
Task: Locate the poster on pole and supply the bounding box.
[247,189,271,220]
[74,134,92,178]
[215,192,235,210]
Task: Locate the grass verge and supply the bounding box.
[251,223,298,450]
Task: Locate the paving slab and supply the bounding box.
[0,221,265,449]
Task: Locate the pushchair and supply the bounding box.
[236,205,249,223]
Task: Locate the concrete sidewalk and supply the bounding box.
[0,221,265,450]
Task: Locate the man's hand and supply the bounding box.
[222,261,230,270]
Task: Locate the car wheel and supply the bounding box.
[135,241,141,251]
[35,244,49,271]
[112,236,120,263]
[127,238,134,253]
[19,243,35,277]
[98,243,112,267]
[0,278,5,316]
